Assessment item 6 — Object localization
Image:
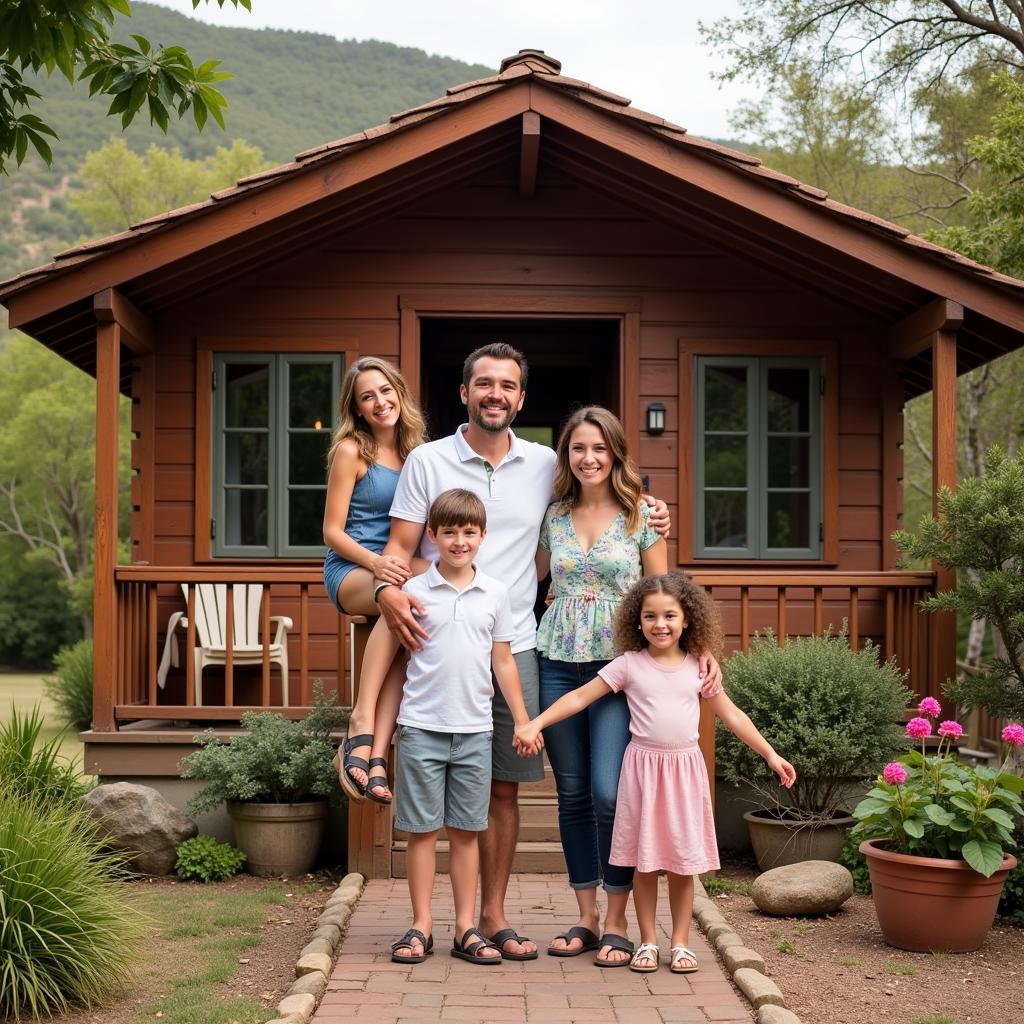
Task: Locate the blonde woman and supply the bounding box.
[323,357,428,803]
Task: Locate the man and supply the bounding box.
[374,343,701,959]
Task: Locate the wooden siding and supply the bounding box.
[134,163,902,697]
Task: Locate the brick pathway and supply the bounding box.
[312,874,753,1023]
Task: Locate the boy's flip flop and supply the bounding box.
[335,729,374,802]
[451,927,501,965]
[594,933,635,968]
[489,927,539,961]
[670,945,700,974]
[364,756,393,805]
[391,928,433,964]
[547,925,600,957]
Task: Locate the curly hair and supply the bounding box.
[327,357,427,472]
[613,572,723,659]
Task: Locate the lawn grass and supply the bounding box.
[0,671,85,768]
[134,881,318,1024]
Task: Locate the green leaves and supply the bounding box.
[962,839,1006,878]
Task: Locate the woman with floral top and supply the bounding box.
[534,406,665,966]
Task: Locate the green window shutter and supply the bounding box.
[695,356,822,560]
[213,353,341,558]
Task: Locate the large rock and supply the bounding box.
[81,783,197,875]
[751,860,854,916]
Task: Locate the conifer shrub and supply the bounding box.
[44,638,94,731]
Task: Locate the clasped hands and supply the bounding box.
[512,720,544,758]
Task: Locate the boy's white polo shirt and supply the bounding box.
[390,426,556,654]
[397,563,515,733]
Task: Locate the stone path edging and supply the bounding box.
[264,871,365,1024]
[692,878,803,1024]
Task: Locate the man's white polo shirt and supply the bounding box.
[390,426,556,654]
[396,563,515,733]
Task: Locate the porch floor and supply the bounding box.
[311,873,752,1023]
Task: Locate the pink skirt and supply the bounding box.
[609,739,721,876]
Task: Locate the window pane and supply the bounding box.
[225,363,269,428]
[225,489,268,546]
[289,489,325,546]
[705,435,747,487]
[290,432,330,485]
[225,433,268,485]
[766,368,810,432]
[767,437,810,488]
[704,491,747,548]
[704,366,748,431]
[767,492,811,549]
[289,362,334,428]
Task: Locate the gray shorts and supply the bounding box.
[393,726,493,833]
[492,648,544,784]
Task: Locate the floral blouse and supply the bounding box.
[536,502,660,662]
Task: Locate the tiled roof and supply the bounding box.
[2,47,1022,302]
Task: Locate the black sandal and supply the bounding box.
[451,927,501,965]
[594,933,635,968]
[391,928,433,964]
[490,927,539,961]
[334,729,373,802]
[547,925,600,957]
[365,756,393,805]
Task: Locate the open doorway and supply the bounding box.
[419,317,621,445]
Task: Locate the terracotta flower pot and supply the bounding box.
[859,838,1017,952]
[744,808,855,870]
[228,799,327,877]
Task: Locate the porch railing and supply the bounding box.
[105,566,941,729]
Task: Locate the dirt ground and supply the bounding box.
[709,853,1021,1024]
[60,872,336,1024]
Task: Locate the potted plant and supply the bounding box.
[180,686,345,876]
[718,628,909,870]
[853,701,1024,952]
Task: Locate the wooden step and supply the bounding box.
[391,840,567,877]
[393,795,562,845]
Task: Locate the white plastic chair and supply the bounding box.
[156,583,293,705]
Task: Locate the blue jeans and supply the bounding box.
[539,656,634,893]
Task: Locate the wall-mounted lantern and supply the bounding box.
[646,402,666,435]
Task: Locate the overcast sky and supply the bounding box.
[151,0,754,139]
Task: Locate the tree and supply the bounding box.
[1,0,250,174]
[701,2,1024,97]
[70,136,268,234]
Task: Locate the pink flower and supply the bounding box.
[906,717,932,739]
[882,762,908,786]
[938,720,964,739]
[918,697,942,718]
[1002,723,1024,747]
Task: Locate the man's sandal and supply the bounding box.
[670,945,699,974]
[364,756,393,805]
[547,925,600,957]
[451,927,502,965]
[391,928,433,964]
[594,933,634,968]
[334,728,373,802]
[489,927,538,961]
[629,942,660,973]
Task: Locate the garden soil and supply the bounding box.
[60,872,335,1024]
[710,853,1021,1024]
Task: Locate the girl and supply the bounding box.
[323,356,428,803]
[534,406,721,967]
[516,573,795,974]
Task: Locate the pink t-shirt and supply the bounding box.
[599,649,701,747]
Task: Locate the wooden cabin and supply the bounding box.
[4,49,1024,878]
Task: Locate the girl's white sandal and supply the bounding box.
[670,945,699,974]
[629,942,660,973]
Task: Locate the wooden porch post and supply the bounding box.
[931,328,959,699]
[93,320,121,732]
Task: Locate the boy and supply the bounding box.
[389,487,540,966]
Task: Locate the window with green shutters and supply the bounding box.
[212,353,341,558]
[695,356,822,559]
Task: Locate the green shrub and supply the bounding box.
[0,704,87,807]
[717,629,911,817]
[44,638,94,731]
[175,835,247,882]
[838,833,872,894]
[181,682,346,815]
[0,784,146,1016]
[998,825,1024,926]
